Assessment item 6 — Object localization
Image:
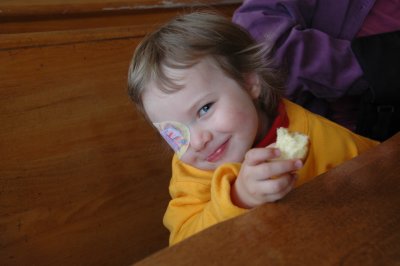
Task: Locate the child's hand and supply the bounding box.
[231,146,303,209]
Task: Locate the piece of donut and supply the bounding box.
[275,127,309,160]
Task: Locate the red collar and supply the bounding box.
[255,101,289,148]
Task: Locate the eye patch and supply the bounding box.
[153,121,190,158]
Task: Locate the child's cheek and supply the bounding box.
[216,108,253,131]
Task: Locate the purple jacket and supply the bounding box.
[233,0,376,116]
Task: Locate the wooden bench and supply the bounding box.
[0,1,240,265]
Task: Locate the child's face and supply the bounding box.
[143,57,260,170]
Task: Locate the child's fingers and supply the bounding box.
[258,174,297,201]
[265,142,277,149]
[244,147,281,166]
[254,159,303,180]
[266,177,296,202]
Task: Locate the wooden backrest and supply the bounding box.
[0,1,240,265]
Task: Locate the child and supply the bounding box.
[127,12,379,245]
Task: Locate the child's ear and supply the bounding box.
[244,72,261,99]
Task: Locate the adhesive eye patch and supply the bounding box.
[153,121,190,158]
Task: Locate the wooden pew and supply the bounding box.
[0,1,241,265]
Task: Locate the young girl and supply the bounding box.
[127,12,378,245]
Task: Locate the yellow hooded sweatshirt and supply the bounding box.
[163,99,378,245]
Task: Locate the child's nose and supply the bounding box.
[190,125,212,152]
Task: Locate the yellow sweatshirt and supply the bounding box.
[163,99,378,245]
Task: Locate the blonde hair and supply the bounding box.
[128,11,283,119]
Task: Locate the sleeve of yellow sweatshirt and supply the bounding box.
[163,157,248,246]
[284,99,379,186]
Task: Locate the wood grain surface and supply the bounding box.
[0,0,242,17]
[135,133,400,266]
[0,1,240,265]
[0,0,242,34]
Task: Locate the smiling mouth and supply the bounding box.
[206,139,230,163]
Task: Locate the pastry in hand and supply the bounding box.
[275,127,309,160]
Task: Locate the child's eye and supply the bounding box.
[198,103,214,117]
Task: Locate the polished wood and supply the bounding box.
[0,36,172,266]
[0,0,241,17]
[0,0,241,34]
[135,133,400,265]
[0,1,240,266]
